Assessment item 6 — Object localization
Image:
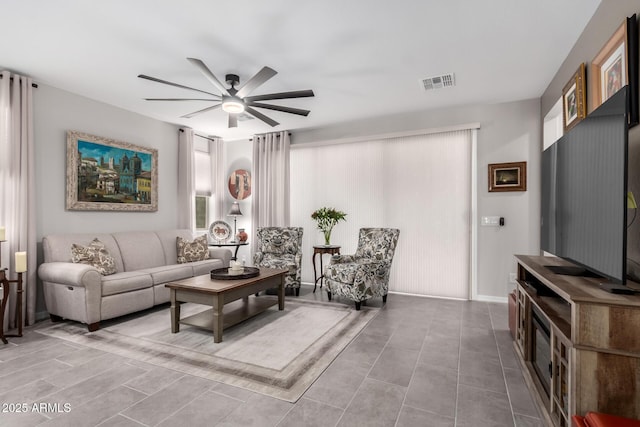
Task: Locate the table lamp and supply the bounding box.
[228,201,243,242]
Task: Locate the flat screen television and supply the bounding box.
[541,87,629,288]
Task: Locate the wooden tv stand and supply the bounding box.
[514,255,640,427]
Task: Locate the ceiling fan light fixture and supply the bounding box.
[140,59,314,128]
[222,97,245,114]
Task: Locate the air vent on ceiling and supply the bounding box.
[420,73,455,91]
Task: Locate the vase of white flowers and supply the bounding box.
[311,207,347,245]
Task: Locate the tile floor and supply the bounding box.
[0,285,543,427]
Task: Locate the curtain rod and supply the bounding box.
[249,132,291,141]
[178,128,220,141]
[0,74,38,88]
[179,128,291,142]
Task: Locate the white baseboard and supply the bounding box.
[388,291,467,301]
[474,295,508,304]
[301,283,507,304]
[35,311,49,322]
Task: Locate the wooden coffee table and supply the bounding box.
[165,267,287,343]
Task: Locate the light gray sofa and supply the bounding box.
[38,229,231,331]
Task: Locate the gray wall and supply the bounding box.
[294,98,541,300]
[33,84,180,318]
[34,84,180,240]
[541,1,640,266]
[224,138,253,263]
[31,61,544,304]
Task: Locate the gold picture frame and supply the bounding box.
[488,162,527,192]
[66,130,158,211]
[562,63,586,132]
[590,19,628,112]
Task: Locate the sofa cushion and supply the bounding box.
[101,288,154,321]
[190,258,224,276]
[112,231,166,271]
[139,264,194,285]
[177,235,210,263]
[43,233,124,272]
[71,238,117,275]
[101,271,154,296]
[155,229,198,265]
[260,253,295,267]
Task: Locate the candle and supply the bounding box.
[0,226,5,241]
[15,252,27,273]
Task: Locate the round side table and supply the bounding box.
[312,245,341,293]
[208,241,249,261]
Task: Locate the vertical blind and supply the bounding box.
[290,130,472,299]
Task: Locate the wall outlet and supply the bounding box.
[509,273,517,284]
[481,216,501,226]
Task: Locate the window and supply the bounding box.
[194,137,212,230]
[290,130,473,298]
[195,196,208,230]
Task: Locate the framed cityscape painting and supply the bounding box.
[66,130,158,211]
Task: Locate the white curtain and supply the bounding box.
[177,128,195,230]
[251,131,291,241]
[0,70,36,328]
[210,136,225,221]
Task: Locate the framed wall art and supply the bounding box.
[488,161,527,192]
[228,169,251,200]
[562,63,586,132]
[66,130,158,211]
[590,14,638,125]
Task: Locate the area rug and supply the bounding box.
[35,297,378,402]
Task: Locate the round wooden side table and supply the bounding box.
[209,241,249,261]
[312,245,341,293]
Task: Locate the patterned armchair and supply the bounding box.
[324,228,400,310]
[253,227,303,296]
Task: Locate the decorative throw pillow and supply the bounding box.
[71,238,117,275]
[177,235,210,264]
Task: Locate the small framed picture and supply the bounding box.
[562,63,586,132]
[488,162,527,192]
[591,20,627,111]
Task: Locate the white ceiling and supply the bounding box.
[1,0,601,140]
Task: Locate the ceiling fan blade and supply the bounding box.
[235,66,277,99]
[138,74,220,97]
[186,58,229,96]
[228,114,238,128]
[180,103,222,119]
[245,106,279,127]
[249,102,310,116]
[244,89,315,102]
[144,98,220,101]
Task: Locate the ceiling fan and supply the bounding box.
[138,58,315,128]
